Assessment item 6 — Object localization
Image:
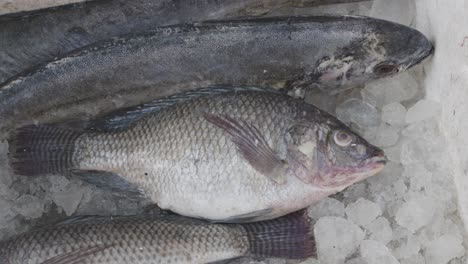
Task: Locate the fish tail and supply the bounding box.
[243,210,316,260]
[8,125,82,176]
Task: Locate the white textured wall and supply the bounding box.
[413,0,468,234]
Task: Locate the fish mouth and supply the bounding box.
[360,154,387,167]
[314,155,387,188]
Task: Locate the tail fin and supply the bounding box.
[8,125,82,176]
[243,210,316,260]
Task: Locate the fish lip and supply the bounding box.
[314,155,387,188]
[361,155,387,167]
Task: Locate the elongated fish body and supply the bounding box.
[9,87,386,222]
[0,0,371,84]
[293,0,369,6]
[0,15,433,134]
[0,211,316,264]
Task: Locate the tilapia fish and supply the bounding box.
[0,0,370,84]
[0,15,433,134]
[9,87,386,222]
[0,211,316,264]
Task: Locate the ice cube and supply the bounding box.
[400,137,445,165]
[395,195,435,232]
[361,73,418,108]
[373,124,400,148]
[14,194,44,220]
[393,235,421,260]
[382,103,407,127]
[401,118,440,139]
[75,187,116,215]
[405,100,441,124]
[0,197,16,222]
[343,183,368,203]
[336,98,380,129]
[314,217,364,264]
[52,183,86,216]
[385,143,403,163]
[47,175,71,191]
[345,198,382,227]
[384,196,405,218]
[308,198,345,220]
[424,235,464,264]
[305,91,338,114]
[367,217,393,245]
[403,164,432,191]
[0,219,21,241]
[345,257,366,264]
[360,240,399,264]
[400,255,425,264]
[425,184,455,214]
[368,162,403,188]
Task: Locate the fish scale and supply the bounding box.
[9,87,386,222]
[77,93,293,218]
[0,212,316,263]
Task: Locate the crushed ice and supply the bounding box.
[0,1,466,264]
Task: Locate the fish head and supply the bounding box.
[309,17,433,94]
[287,106,386,191]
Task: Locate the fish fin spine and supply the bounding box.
[242,209,316,260]
[8,125,82,176]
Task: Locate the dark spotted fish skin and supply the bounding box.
[0,212,316,264]
[0,0,371,84]
[0,15,433,134]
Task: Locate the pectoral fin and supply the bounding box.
[40,244,112,264]
[203,113,287,184]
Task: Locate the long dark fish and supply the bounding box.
[0,0,371,84]
[0,211,316,264]
[0,15,433,134]
[8,87,386,222]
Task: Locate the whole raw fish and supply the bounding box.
[0,0,370,83]
[0,15,433,134]
[9,87,386,222]
[0,211,316,264]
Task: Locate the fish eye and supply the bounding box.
[374,63,399,76]
[333,130,353,147]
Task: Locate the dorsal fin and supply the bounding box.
[88,86,281,132]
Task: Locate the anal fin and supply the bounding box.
[72,170,143,198]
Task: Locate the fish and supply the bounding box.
[293,0,370,6]
[8,86,387,222]
[0,15,433,135]
[0,210,316,264]
[0,0,371,84]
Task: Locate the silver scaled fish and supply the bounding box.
[8,87,386,222]
[0,210,315,264]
